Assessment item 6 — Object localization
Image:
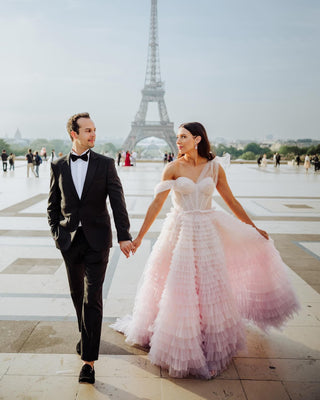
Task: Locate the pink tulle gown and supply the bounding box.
[111,158,299,379]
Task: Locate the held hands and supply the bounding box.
[119,236,143,258]
[131,237,142,255]
[119,240,134,258]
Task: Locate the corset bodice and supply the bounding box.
[154,159,221,212]
[172,176,215,211]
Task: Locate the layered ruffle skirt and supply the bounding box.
[111,208,299,379]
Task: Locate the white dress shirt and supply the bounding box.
[70,149,90,199]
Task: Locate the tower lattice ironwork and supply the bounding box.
[122,0,176,153]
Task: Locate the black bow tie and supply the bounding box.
[70,151,89,162]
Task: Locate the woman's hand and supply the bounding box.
[255,227,269,240]
[119,240,134,258]
[132,237,142,254]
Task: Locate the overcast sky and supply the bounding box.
[1,0,319,142]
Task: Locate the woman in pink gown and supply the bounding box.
[111,122,299,379]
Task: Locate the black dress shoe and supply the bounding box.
[79,364,95,384]
[76,340,81,356]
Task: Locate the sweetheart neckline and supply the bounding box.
[175,176,213,185]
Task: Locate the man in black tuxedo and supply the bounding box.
[47,112,132,384]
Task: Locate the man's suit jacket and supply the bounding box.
[47,150,131,252]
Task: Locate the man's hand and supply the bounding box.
[119,240,133,258]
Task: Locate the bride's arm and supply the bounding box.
[216,165,269,240]
[132,162,176,253]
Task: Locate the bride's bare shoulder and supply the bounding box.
[162,159,182,180]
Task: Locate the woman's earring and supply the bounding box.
[195,144,198,150]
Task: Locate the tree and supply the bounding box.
[306,145,320,155]
[240,151,256,160]
[278,145,309,157]
[49,139,70,155]
[243,143,262,155]
[243,142,271,156]
[98,142,117,157]
[30,138,49,152]
[214,144,242,159]
[0,139,11,154]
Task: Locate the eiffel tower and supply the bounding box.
[122,0,176,153]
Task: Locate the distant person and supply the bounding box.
[40,147,47,162]
[117,151,121,166]
[26,149,36,177]
[124,150,131,166]
[295,155,301,166]
[168,152,173,162]
[312,154,319,172]
[34,151,42,177]
[1,149,8,172]
[257,155,262,167]
[163,152,168,164]
[50,149,56,162]
[261,154,267,167]
[273,152,277,167]
[275,153,281,167]
[304,154,311,174]
[131,151,137,166]
[8,153,15,171]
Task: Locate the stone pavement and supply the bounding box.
[0,159,319,400]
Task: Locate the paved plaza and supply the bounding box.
[0,159,319,400]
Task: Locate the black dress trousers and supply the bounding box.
[61,227,109,361]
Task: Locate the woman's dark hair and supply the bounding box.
[179,122,214,160]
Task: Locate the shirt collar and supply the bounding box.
[71,149,90,157]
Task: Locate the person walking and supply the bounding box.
[111,121,299,379]
[117,151,121,166]
[50,149,56,162]
[261,154,267,167]
[257,155,262,167]
[304,154,311,174]
[41,147,47,162]
[26,149,36,177]
[1,150,8,172]
[34,151,42,177]
[313,154,320,172]
[47,112,133,384]
[8,153,15,170]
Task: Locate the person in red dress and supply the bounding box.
[124,151,131,166]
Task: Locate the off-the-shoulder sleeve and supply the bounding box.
[154,180,174,196]
[212,153,231,184]
[215,153,231,170]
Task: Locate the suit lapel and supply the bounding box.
[63,154,79,200]
[81,150,99,200]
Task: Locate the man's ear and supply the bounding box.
[70,130,78,141]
